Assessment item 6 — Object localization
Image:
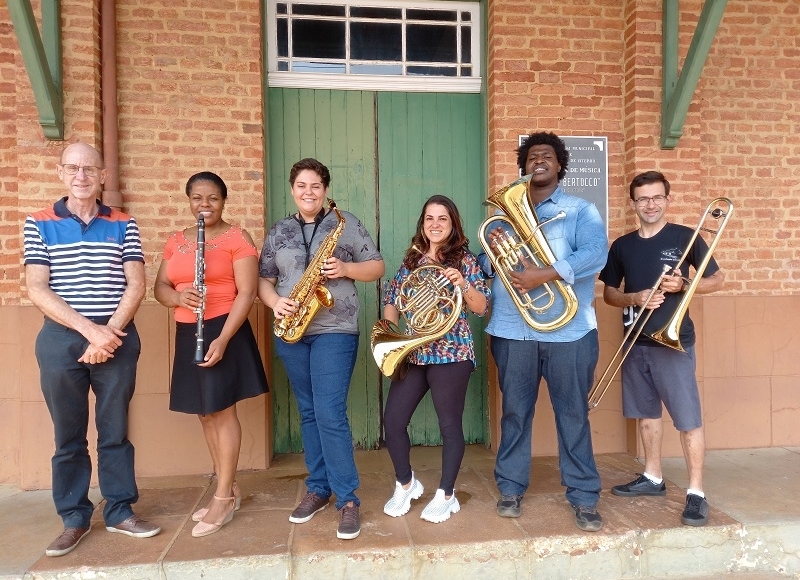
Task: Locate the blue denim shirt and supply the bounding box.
[480,186,607,343]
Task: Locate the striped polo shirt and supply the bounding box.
[23,197,144,317]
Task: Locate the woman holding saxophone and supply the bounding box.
[258,158,384,540]
[154,172,268,537]
[381,195,489,523]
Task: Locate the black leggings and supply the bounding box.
[383,361,472,496]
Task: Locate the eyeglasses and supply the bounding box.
[633,194,667,207]
[61,164,101,177]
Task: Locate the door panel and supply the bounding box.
[376,92,486,445]
[267,88,381,452]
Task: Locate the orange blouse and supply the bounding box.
[163,226,257,323]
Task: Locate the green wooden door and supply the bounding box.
[267,88,382,452]
[267,88,485,452]
[376,92,487,445]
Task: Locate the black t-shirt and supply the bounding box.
[599,222,719,347]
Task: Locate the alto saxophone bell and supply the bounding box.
[274,199,345,343]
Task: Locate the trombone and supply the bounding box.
[588,197,734,410]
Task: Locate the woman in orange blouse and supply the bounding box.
[154,172,267,537]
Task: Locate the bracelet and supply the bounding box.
[462,280,470,294]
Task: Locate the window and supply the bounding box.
[266,0,481,92]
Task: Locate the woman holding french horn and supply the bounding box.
[380,195,489,523]
[258,158,384,540]
[154,172,268,537]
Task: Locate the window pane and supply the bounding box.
[408,65,457,76]
[278,61,289,71]
[407,9,457,22]
[351,7,402,19]
[461,26,471,64]
[277,3,287,15]
[460,65,471,76]
[407,25,457,63]
[292,4,346,17]
[277,19,288,57]
[461,11,471,22]
[351,63,403,75]
[351,22,401,61]
[292,20,346,59]
[293,61,346,73]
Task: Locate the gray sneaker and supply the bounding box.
[572,504,603,532]
[496,494,523,518]
[289,492,330,523]
[106,515,161,538]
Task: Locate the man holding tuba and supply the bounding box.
[480,132,608,531]
[599,171,724,527]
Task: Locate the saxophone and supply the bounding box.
[274,199,346,343]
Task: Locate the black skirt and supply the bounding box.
[170,314,269,415]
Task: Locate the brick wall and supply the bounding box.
[3,0,797,302]
[2,0,103,305]
[115,0,266,286]
[488,0,800,295]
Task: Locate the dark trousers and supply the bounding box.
[36,318,141,528]
[491,331,602,507]
[384,361,472,496]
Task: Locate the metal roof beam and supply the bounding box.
[661,0,727,149]
[8,0,64,140]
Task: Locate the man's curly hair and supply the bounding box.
[516,132,569,181]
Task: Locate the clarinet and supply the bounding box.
[192,213,207,364]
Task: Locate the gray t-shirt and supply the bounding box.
[259,209,382,335]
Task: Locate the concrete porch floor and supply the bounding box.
[2,446,799,580]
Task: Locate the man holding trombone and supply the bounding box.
[598,170,725,527]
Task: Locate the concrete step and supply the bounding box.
[3,447,800,580]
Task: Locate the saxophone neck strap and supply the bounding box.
[296,208,327,268]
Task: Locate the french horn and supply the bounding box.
[478,174,578,331]
[370,264,463,380]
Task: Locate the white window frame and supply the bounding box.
[265,0,482,93]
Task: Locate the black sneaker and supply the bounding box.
[681,493,709,526]
[496,494,523,518]
[572,504,603,532]
[337,503,360,539]
[289,492,329,523]
[611,473,667,497]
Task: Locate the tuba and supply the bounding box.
[588,197,734,409]
[370,264,463,380]
[274,199,345,343]
[478,174,578,331]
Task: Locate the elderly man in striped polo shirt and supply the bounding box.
[23,142,160,557]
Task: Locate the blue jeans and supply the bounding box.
[275,333,360,509]
[36,318,141,528]
[491,331,601,507]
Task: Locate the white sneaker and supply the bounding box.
[383,475,424,517]
[420,488,460,523]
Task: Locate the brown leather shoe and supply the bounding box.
[106,515,161,538]
[45,527,90,557]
